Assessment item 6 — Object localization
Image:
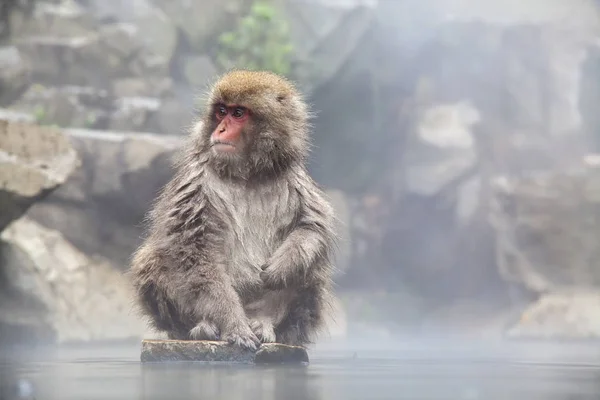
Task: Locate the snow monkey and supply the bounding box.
[130,70,337,349]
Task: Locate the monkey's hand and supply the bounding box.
[259,263,288,290]
[249,318,276,343]
[221,322,261,351]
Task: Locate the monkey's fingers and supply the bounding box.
[222,327,261,350]
[259,268,286,290]
[249,319,276,343]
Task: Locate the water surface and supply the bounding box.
[2,338,600,400]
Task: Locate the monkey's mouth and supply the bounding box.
[211,141,237,153]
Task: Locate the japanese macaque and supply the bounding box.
[129,70,337,350]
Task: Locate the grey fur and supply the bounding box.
[129,71,337,349]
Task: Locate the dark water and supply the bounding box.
[1,338,600,400]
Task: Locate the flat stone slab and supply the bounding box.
[140,339,309,365]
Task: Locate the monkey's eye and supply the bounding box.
[232,107,246,119]
[215,105,228,119]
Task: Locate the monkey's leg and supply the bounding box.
[273,286,327,347]
[136,280,192,340]
[188,275,261,349]
[244,287,325,346]
[244,291,293,344]
[134,265,259,349]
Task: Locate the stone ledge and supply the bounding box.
[140,339,309,365]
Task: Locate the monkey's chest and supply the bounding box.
[220,189,297,285]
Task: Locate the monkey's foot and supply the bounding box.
[222,325,261,350]
[249,318,276,343]
[189,320,220,341]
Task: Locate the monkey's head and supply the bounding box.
[197,70,311,181]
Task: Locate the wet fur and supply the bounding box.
[129,70,337,348]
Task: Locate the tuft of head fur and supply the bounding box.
[194,70,312,182]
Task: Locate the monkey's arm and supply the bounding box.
[132,169,260,348]
[261,188,336,289]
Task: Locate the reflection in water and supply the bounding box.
[1,339,600,400]
[140,364,320,400]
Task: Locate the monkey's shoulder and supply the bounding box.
[290,170,334,211]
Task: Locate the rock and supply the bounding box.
[406,101,479,197]
[112,77,173,98]
[0,217,145,344]
[15,35,112,87]
[12,1,97,38]
[109,96,161,132]
[180,55,217,89]
[96,23,169,78]
[0,119,79,232]
[254,343,309,365]
[10,85,111,129]
[146,96,194,135]
[12,85,172,132]
[97,23,142,59]
[417,101,479,149]
[129,5,177,64]
[140,340,309,364]
[154,0,238,51]
[0,108,34,123]
[490,162,600,293]
[0,46,31,106]
[82,0,148,21]
[26,128,181,269]
[15,25,168,89]
[507,290,600,339]
[82,0,177,63]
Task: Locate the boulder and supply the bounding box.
[0,217,145,344]
[26,128,182,269]
[15,35,115,87]
[0,108,34,123]
[180,54,217,89]
[10,84,111,129]
[112,76,173,98]
[14,23,168,89]
[406,100,480,197]
[0,46,31,106]
[507,290,600,339]
[140,340,309,364]
[11,84,178,133]
[109,96,161,132]
[128,4,177,64]
[81,0,177,63]
[490,159,600,293]
[153,0,238,52]
[97,23,170,79]
[0,119,79,233]
[146,95,195,136]
[11,1,97,38]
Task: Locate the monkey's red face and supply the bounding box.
[210,103,250,154]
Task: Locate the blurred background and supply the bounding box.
[2,0,600,348]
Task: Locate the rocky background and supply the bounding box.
[2,0,600,345]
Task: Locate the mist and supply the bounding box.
[2,0,600,399]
